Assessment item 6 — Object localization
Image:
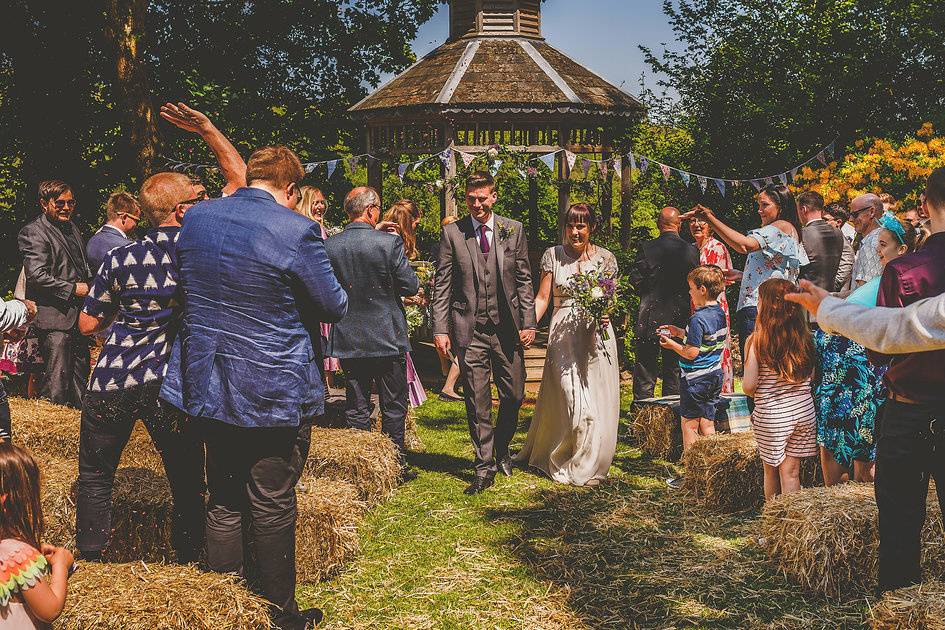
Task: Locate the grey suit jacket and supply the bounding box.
[325,222,419,359]
[17,214,90,331]
[432,214,537,346]
[800,219,845,292]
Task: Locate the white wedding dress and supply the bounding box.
[515,245,620,486]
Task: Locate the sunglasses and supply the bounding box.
[179,191,210,206]
[53,199,77,209]
[849,207,873,220]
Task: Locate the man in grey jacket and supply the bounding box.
[0,296,37,438]
[326,187,419,459]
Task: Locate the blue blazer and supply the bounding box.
[160,187,348,428]
[86,225,131,276]
[325,222,419,358]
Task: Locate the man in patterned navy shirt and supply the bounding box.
[75,172,208,563]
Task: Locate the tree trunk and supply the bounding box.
[104,0,157,183]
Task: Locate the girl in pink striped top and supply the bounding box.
[743,278,817,500]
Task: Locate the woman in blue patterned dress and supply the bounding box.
[814,214,916,485]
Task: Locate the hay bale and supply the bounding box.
[11,397,163,470]
[60,561,271,629]
[761,483,945,596]
[307,427,401,505]
[41,458,176,562]
[683,431,821,513]
[871,580,945,629]
[370,407,425,452]
[630,399,682,461]
[296,476,365,582]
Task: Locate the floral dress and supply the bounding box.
[699,237,734,393]
[736,223,809,312]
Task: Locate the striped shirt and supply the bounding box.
[679,304,727,380]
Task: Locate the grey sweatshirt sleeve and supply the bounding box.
[817,294,945,354]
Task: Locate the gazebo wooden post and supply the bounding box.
[620,155,634,249]
[528,161,539,243]
[441,128,458,220]
[601,136,613,235]
[557,126,571,237]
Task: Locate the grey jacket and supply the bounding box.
[800,219,845,292]
[818,294,945,353]
[432,214,536,346]
[17,214,90,331]
[325,222,419,359]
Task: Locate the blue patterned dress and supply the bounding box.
[813,330,886,467]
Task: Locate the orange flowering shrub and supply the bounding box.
[792,123,945,205]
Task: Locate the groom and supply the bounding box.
[432,171,537,495]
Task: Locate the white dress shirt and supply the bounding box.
[471,213,495,250]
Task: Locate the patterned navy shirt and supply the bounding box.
[82,226,181,393]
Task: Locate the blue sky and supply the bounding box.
[398,0,680,100]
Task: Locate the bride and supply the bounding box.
[515,203,620,487]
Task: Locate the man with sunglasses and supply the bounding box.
[17,179,92,408]
[849,193,884,288]
[86,191,141,275]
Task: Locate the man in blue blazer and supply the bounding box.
[161,146,347,630]
[85,191,139,274]
[325,187,419,458]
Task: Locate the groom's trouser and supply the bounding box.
[457,322,525,477]
[341,355,408,455]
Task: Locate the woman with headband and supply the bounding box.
[813,213,917,487]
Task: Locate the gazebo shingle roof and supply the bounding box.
[350,37,643,118]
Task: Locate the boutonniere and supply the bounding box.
[497,223,516,243]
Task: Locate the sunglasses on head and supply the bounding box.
[179,191,210,206]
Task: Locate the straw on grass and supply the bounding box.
[307,427,401,505]
[371,408,425,452]
[871,580,945,629]
[683,431,821,513]
[296,476,366,582]
[630,401,682,461]
[761,483,945,596]
[60,561,271,629]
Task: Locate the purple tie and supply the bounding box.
[479,224,490,255]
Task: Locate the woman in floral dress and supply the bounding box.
[690,218,735,393]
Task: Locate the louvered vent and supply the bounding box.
[448,0,543,40]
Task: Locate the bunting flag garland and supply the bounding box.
[439,149,452,167]
[397,163,409,180]
[460,152,476,168]
[679,170,691,187]
[750,179,763,191]
[489,159,503,176]
[816,151,827,166]
[347,156,359,173]
[639,156,650,175]
[565,150,577,172]
[714,178,726,197]
[304,163,316,174]
[612,157,621,180]
[326,160,339,179]
[790,166,799,181]
[629,151,637,172]
[539,152,557,172]
[697,175,708,194]
[778,173,788,185]
[582,158,592,174]
[600,161,609,178]
[660,163,671,181]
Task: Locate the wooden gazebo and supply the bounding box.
[350,0,646,231]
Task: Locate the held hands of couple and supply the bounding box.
[784,279,829,317]
[519,328,536,349]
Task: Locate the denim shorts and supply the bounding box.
[679,371,724,420]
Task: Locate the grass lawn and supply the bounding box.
[300,389,874,629]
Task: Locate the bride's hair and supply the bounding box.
[565,203,597,230]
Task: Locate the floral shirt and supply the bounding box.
[736,224,809,311]
[852,227,883,285]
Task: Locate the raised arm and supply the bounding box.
[682,206,761,255]
[160,102,247,195]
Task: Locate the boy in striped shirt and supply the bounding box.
[659,266,728,486]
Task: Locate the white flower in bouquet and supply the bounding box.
[590,286,604,299]
[486,147,499,160]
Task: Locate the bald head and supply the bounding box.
[849,193,883,236]
[657,207,682,233]
[343,186,380,222]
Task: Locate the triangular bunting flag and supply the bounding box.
[790,167,799,181]
[304,163,316,174]
[489,159,503,176]
[750,179,762,191]
[347,157,359,173]
[613,157,622,180]
[600,161,609,178]
[679,171,691,187]
[412,160,424,171]
[565,151,577,172]
[816,151,827,166]
[327,160,339,179]
[582,158,592,174]
[826,141,836,159]
[714,179,726,196]
[439,149,452,166]
[628,152,637,172]
[539,152,557,172]
[778,173,788,185]
[639,157,650,175]
[460,152,476,168]
[397,163,409,180]
[516,168,527,179]
[764,177,774,186]
[660,163,671,181]
[697,175,708,193]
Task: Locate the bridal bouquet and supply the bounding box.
[405,261,436,337]
[562,263,619,341]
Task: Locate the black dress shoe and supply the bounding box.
[464,475,495,495]
[301,607,324,628]
[498,457,513,477]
